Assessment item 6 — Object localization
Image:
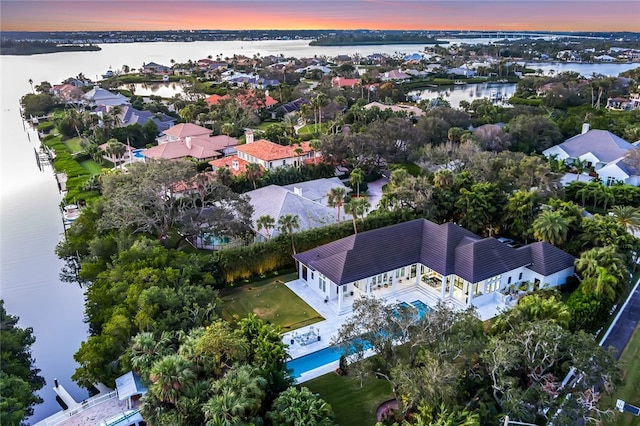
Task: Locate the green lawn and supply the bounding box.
[80,160,104,175]
[603,324,640,426]
[297,123,328,136]
[303,373,394,426]
[221,272,323,331]
[63,137,84,153]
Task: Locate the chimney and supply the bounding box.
[293,187,302,197]
[185,136,192,149]
[232,159,239,171]
[245,130,254,144]
[581,123,590,134]
[265,89,269,97]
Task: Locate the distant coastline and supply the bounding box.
[0,41,101,56]
[310,36,449,47]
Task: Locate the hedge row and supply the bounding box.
[508,97,542,107]
[212,210,417,284]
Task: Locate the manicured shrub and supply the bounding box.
[37,121,56,133]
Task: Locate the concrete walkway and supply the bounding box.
[600,277,640,359]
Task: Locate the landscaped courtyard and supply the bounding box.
[221,271,324,331]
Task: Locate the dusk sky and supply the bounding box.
[1,0,639,32]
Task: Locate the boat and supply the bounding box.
[454,80,467,85]
[62,204,80,223]
[489,90,502,102]
[102,68,114,79]
[162,74,170,82]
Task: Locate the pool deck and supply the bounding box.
[283,278,508,383]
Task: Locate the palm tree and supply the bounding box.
[581,266,618,302]
[611,205,640,233]
[282,113,299,139]
[105,138,126,167]
[204,366,266,426]
[278,214,300,255]
[350,168,365,197]
[215,166,234,187]
[268,387,335,426]
[129,331,173,377]
[28,78,34,93]
[344,197,371,234]
[573,158,588,181]
[532,210,569,247]
[149,354,196,405]
[256,214,276,239]
[433,169,455,190]
[327,186,347,223]
[245,163,263,190]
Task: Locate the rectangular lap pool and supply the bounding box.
[287,300,432,379]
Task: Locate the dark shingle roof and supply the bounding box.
[523,242,576,276]
[294,219,574,285]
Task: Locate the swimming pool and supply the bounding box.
[398,299,433,319]
[287,300,432,379]
[133,149,145,159]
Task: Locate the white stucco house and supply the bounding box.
[235,131,320,170]
[542,125,640,186]
[293,219,575,315]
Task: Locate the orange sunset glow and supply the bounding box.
[1,0,639,32]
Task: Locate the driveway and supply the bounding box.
[365,176,388,212]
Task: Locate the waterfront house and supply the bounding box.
[95,105,174,132]
[293,219,575,314]
[235,131,319,170]
[82,86,130,107]
[141,61,173,75]
[380,70,411,82]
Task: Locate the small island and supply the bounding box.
[0,40,101,55]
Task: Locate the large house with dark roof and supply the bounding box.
[294,219,575,314]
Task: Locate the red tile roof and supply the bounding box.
[204,94,230,106]
[332,77,360,88]
[208,155,252,176]
[142,139,222,160]
[162,123,211,138]
[235,140,313,161]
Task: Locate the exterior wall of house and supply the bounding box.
[237,151,303,170]
[528,266,574,288]
[597,164,631,186]
[543,146,569,160]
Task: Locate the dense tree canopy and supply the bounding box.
[0,301,45,426]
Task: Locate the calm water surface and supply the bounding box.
[0,39,638,424]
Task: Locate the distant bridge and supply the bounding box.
[448,31,598,40]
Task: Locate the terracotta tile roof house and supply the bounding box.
[51,84,83,103]
[235,132,318,170]
[380,70,411,81]
[294,219,575,314]
[204,91,277,110]
[141,62,173,75]
[145,123,239,161]
[245,180,347,241]
[208,155,252,176]
[204,94,231,106]
[331,77,360,88]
